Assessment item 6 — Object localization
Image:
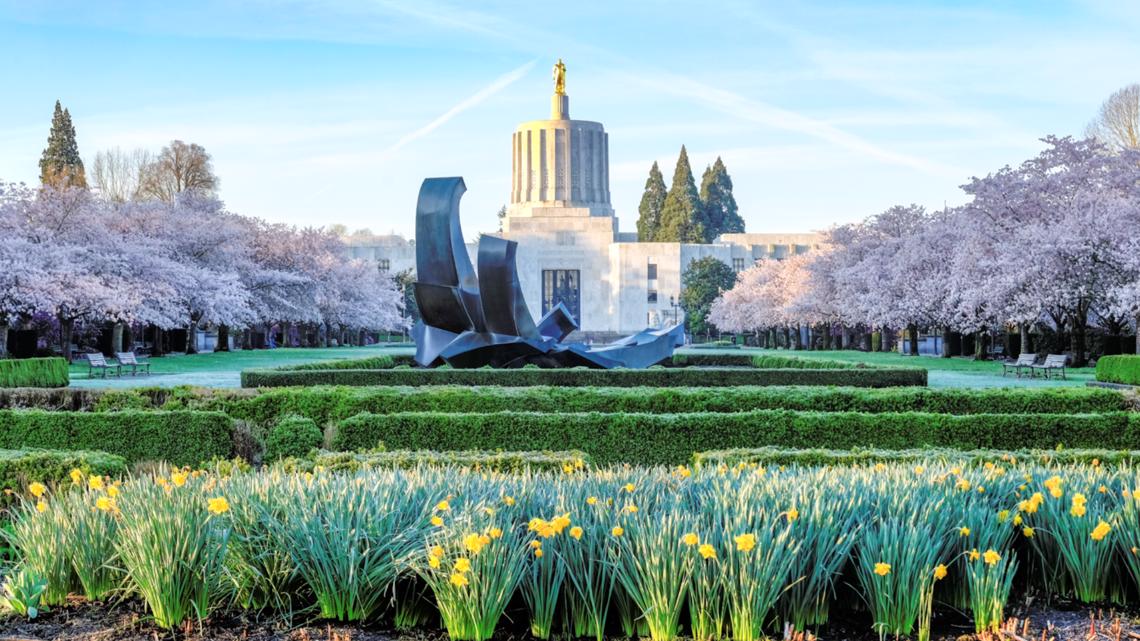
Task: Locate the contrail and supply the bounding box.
[384,59,537,154]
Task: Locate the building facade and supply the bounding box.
[346,80,820,337]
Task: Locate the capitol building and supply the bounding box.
[347,70,820,338]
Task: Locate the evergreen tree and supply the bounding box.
[39,100,86,188]
[496,204,508,232]
[680,255,738,337]
[657,146,704,242]
[698,157,744,241]
[635,161,667,241]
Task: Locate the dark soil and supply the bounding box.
[1,596,1138,641]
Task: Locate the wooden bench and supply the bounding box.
[116,352,151,376]
[1030,353,1068,379]
[1002,352,1037,378]
[85,353,120,378]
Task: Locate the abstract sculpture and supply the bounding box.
[412,177,684,368]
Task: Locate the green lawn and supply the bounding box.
[70,345,414,389]
[744,348,1096,388]
[68,344,1094,390]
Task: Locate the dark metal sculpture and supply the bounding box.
[412,177,684,368]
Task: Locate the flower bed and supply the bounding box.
[7,461,1140,639]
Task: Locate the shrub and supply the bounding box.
[1096,355,1140,385]
[264,416,323,461]
[331,410,1136,466]
[670,353,754,367]
[272,354,418,371]
[0,448,127,508]
[220,385,1125,427]
[0,410,232,466]
[0,358,69,388]
[241,366,926,388]
[751,354,857,369]
[307,449,592,473]
[692,446,1140,468]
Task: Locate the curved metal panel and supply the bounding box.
[477,235,539,339]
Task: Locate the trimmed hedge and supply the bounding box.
[751,355,858,369]
[693,446,1140,468]
[264,415,323,461]
[0,357,69,388]
[669,353,755,367]
[213,385,1127,427]
[331,410,1137,466]
[241,366,927,388]
[272,354,417,371]
[0,410,232,466]
[0,448,128,508]
[300,449,591,473]
[1097,355,1140,385]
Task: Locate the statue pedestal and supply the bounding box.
[551,94,570,119]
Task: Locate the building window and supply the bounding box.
[542,269,581,324]
[647,289,658,303]
[647,263,657,280]
[732,258,745,271]
[379,258,390,272]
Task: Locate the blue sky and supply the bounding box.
[1,1,1138,238]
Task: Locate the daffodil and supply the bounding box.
[1091,520,1111,541]
[35,500,47,513]
[786,507,799,522]
[959,526,970,537]
[207,496,230,515]
[570,526,584,540]
[450,573,469,587]
[698,543,716,560]
[933,564,948,580]
[28,482,46,498]
[88,475,105,491]
[454,557,471,573]
[612,526,624,537]
[983,549,1000,565]
[436,500,450,512]
[874,562,890,576]
[682,532,699,546]
[734,533,756,552]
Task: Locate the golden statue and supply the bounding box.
[553,58,566,95]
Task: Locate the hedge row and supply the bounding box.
[290,449,592,474]
[331,410,1135,466]
[273,354,418,371]
[241,366,927,388]
[0,357,69,388]
[693,446,1140,468]
[750,354,859,369]
[0,410,232,466]
[0,448,127,508]
[669,353,756,367]
[212,384,1124,426]
[1097,355,1140,386]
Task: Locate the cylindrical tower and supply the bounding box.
[509,91,612,217]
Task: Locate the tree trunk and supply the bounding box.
[822,324,832,350]
[1135,314,1140,355]
[974,332,986,360]
[908,324,919,356]
[318,323,328,348]
[941,328,952,358]
[111,323,125,355]
[1071,321,1088,367]
[0,323,7,358]
[215,325,230,352]
[59,316,75,363]
[1019,323,1031,357]
[186,316,200,354]
[792,326,802,350]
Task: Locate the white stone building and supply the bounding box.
[346,84,820,338]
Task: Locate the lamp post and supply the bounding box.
[669,295,679,325]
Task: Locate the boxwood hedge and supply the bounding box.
[211,384,1126,426]
[692,446,1140,468]
[293,449,592,473]
[0,410,232,466]
[1096,355,1140,386]
[241,366,926,388]
[331,410,1136,466]
[0,448,128,508]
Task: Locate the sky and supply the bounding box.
[1,1,1138,239]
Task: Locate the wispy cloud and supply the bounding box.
[384,59,537,154]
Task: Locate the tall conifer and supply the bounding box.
[39,100,86,188]
[635,161,667,241]
[657,145,704,242]
[698,156,743,241]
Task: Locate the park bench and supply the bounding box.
[1029,353,1068,379]
[85,353,121,378]
[116,351,151,376]
[1002,352,1037,378]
